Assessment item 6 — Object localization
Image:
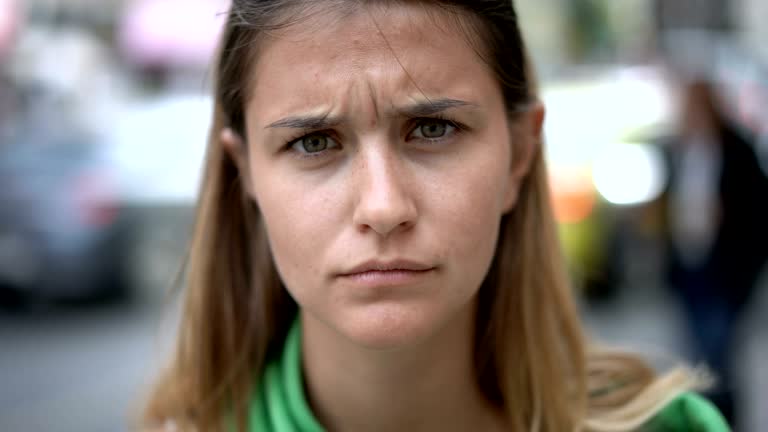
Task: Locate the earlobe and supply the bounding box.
[220,127,254,196]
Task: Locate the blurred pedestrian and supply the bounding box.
[142,2,729,431]
[660,78,768,426]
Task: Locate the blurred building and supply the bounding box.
[653,0,734,31]
[739,0,768,63]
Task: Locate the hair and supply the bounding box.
[142,1,703,431]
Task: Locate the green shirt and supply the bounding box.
[248,318,730,431]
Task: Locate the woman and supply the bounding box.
[143,1,729,431]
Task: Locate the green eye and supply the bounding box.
[419,121,447,138]
[303,135,328,153]
[410,119,458,141]
[293,134,335,154]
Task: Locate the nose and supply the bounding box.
[352,148,418,237]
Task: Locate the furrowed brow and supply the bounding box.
[265,99,473,130]
[266,112,342,129]
[397,98,472,117]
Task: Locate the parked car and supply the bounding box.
[0,126,132,306]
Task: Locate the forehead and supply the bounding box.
[246,3,502,123]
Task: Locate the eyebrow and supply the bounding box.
[397,98,473,117]
[265,98,473,130]
[265,111,341,130]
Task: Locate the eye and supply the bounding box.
[290,133,339,155]
[409,119,457,141]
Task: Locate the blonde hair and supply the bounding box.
[142,1,702,430]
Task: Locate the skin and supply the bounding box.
[223,4,544,431]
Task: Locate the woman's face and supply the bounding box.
[227,4,538,349]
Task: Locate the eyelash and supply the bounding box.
[283,116,466,160]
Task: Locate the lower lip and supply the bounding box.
[340,269,434,287]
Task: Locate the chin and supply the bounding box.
[336,302,445,351]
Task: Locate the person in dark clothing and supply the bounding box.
[660,79,768,426]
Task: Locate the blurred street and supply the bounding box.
[583,278,768,432]
[0,304,162,432]
[0,205,187,432]
[1,272,766,431]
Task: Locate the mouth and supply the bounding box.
[338,259,436,287]
[340,259,435,276]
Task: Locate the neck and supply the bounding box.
[300,302,505,432]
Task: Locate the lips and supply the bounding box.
[340,259,435,276]
[335,259,435,288]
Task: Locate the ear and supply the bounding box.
[220,127,254,197]
[502,101,545,213]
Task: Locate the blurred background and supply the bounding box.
[0,0,765,430]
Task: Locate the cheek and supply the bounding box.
[248,168,342,294]
[427,150,510,270]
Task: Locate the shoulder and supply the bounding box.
[643,392,730,432]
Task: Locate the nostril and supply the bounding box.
[352,196,418,236]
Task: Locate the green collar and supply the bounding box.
[247,317,729,431]
[249,316,324,432]
[644,392,730,431]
